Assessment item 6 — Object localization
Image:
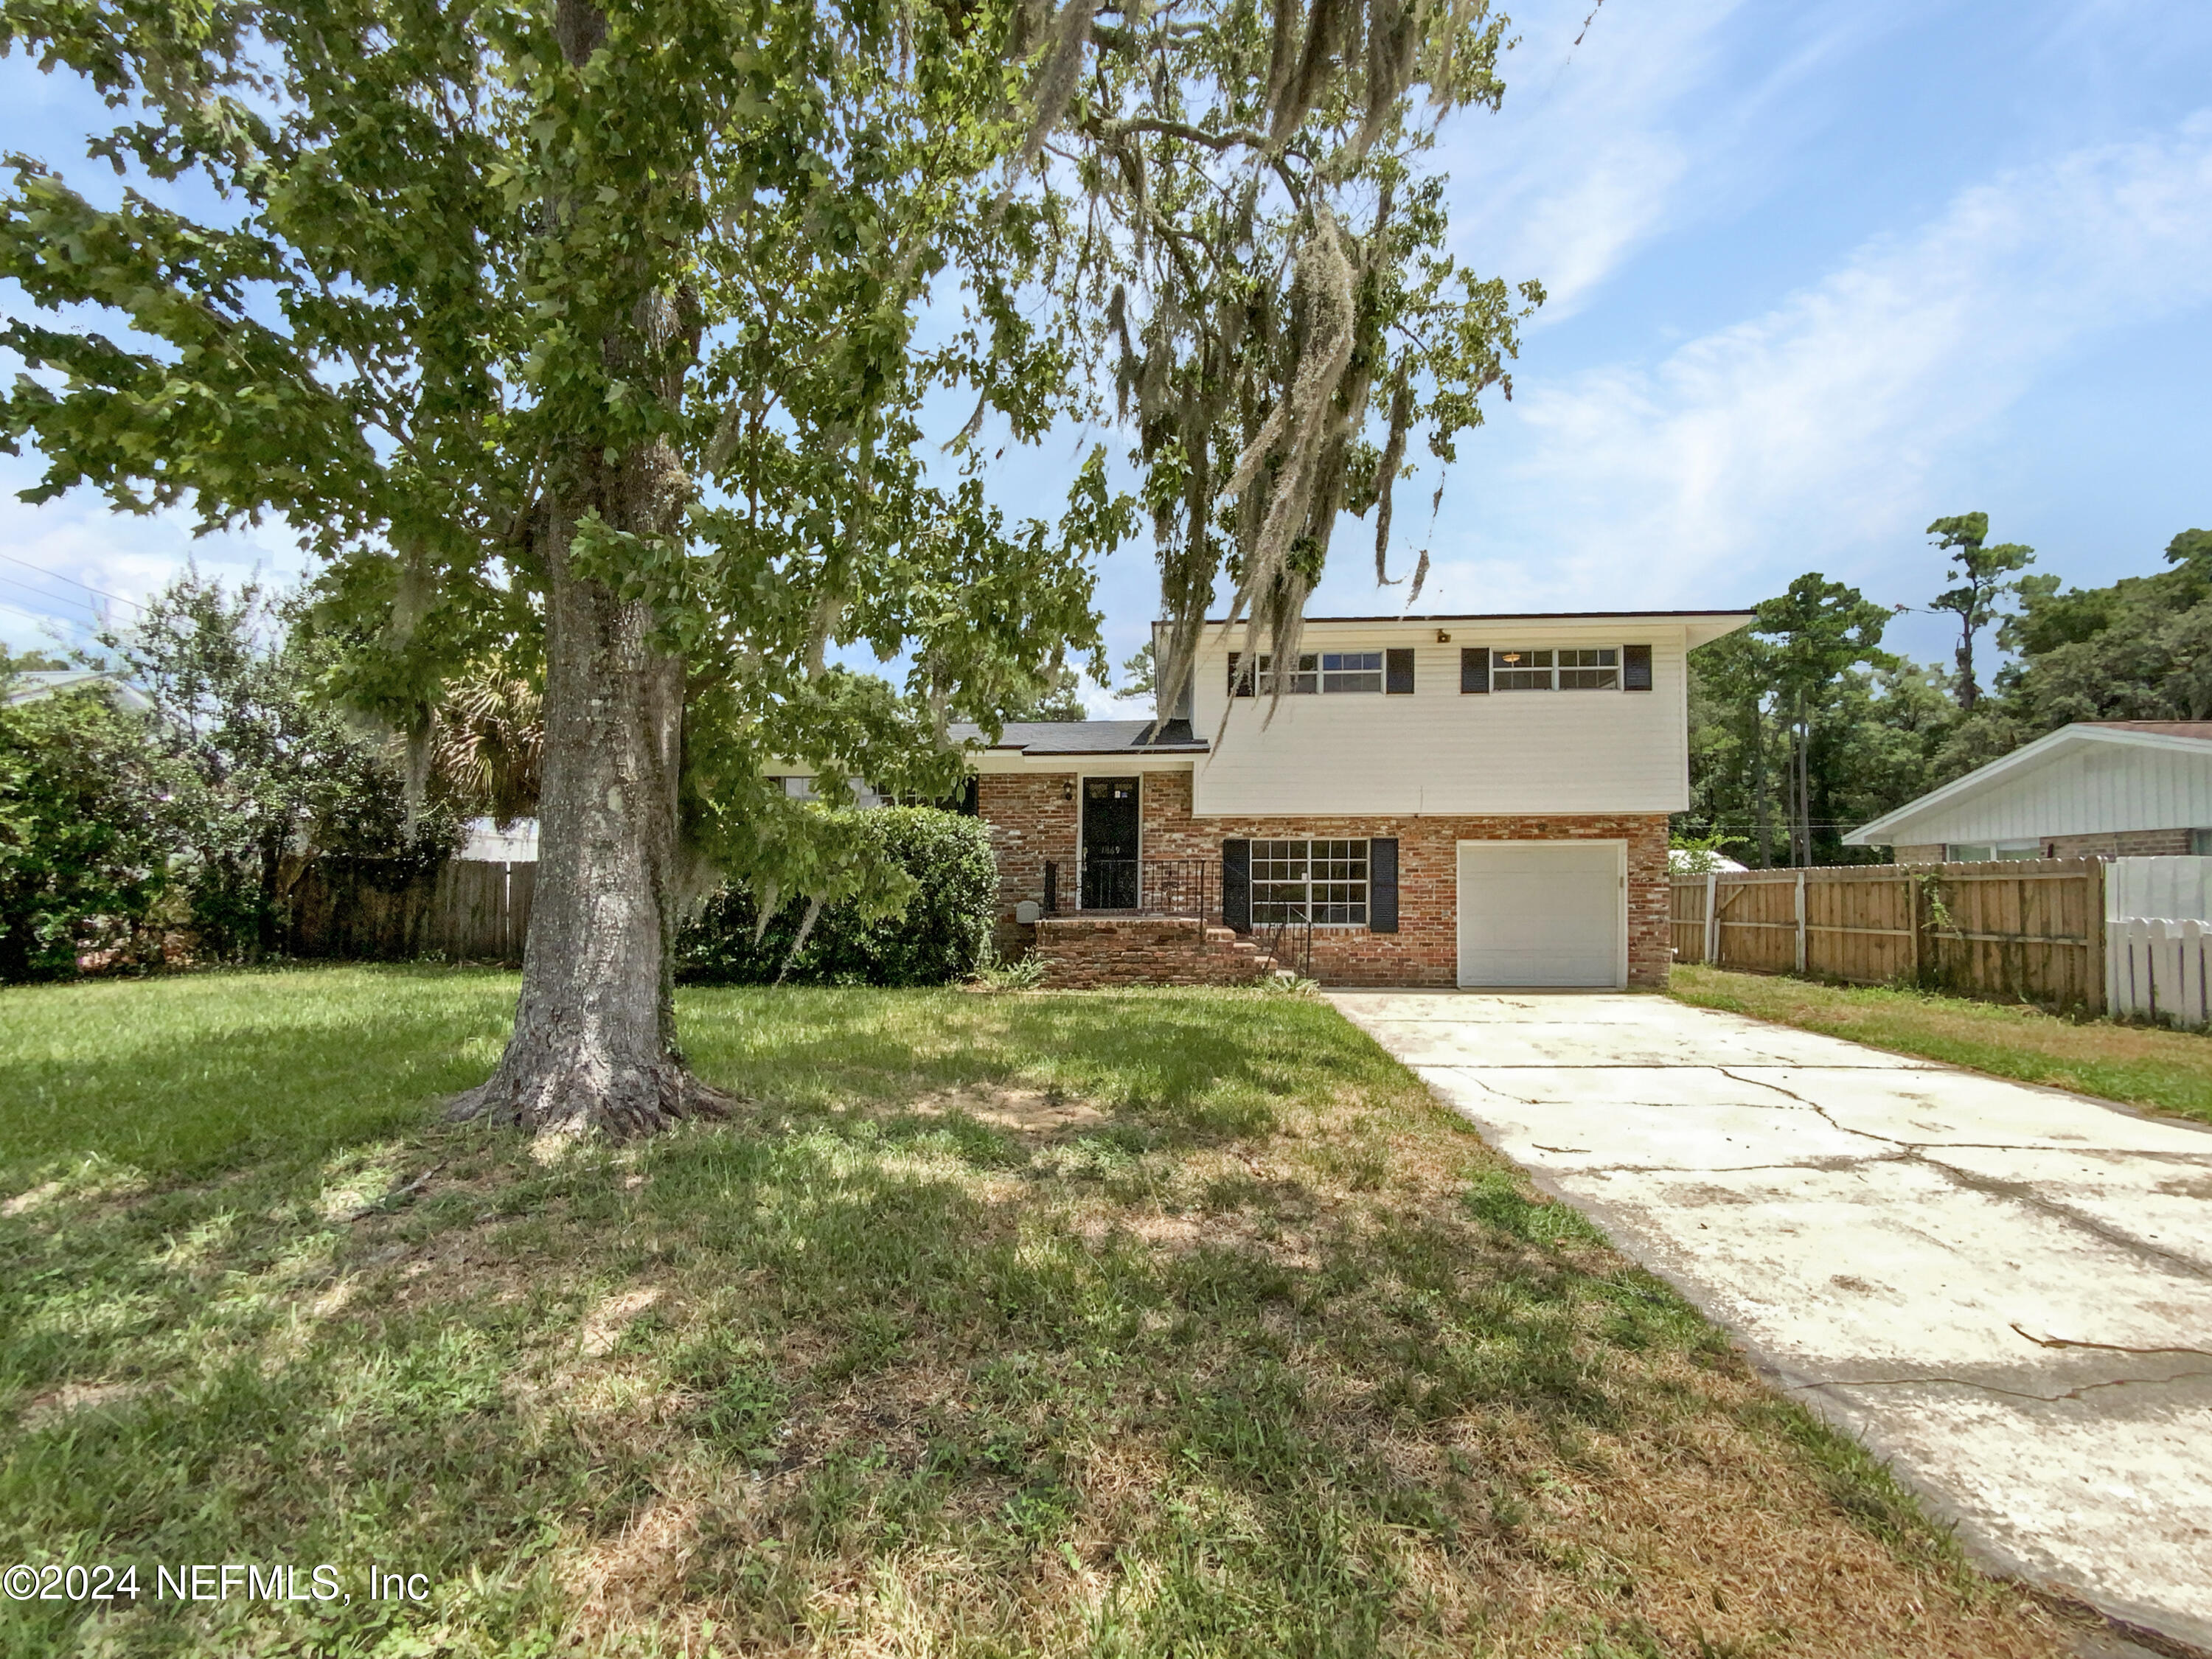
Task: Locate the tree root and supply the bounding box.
[447,1058,737,1140]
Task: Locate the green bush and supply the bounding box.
[678,807,995,987]
[0,688,178,981]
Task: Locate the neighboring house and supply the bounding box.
[1844,721,2212,863]
[960,611,1750,988]
[2,667,153,714]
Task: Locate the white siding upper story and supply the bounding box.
[1845,724,2212,848]
[1172,613,1750,818]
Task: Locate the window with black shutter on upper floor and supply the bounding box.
[1469,647,1655,691]
[1228,650,1391,696]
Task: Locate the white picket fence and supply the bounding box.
[2106,857,2212,1029]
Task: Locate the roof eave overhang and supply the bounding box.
[1173,611,1756,650]
[970,748,1203,773]
[1843,724,2212,844]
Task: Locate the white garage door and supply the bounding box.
[1456,841,1624,987]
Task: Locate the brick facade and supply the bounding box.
[2044,829,2196,859]
[1034,916,1273,988]
[1895,830,2198,863]
[982,765,1672,988]
[979,773,1080,963]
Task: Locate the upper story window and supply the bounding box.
[1492,647,1619,691]
[1321,651,1382,693]
[1245,651,1385,695]
[1254,653,1318,695]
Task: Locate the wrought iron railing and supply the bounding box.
[1139,858,1217,922]
[1259,904,1313,978]
[1038,856,1224,930]
[1081,857,1139,910]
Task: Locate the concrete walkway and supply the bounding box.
[1328,989,2212,1652]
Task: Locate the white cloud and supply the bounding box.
[1408,111,2212,612]
[1436,0,1739,315]
[0,456,308,653]
[1435,0,1945,324]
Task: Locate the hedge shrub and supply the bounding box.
[0,688,178,981]
[677,807,995,986]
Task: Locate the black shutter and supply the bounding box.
[1385,647,1415,695]
[1222,839,1251,932]
[1368,838,1398,932]
[1228,652,1253,698]
[1623,644,1652,691]
[1460,647,1489,693]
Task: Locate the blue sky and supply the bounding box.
[4,0,2208,698]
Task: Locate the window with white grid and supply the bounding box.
[1254,653,1318,695]
[1557,647,1619,689]
[1251,838,1368,925]
[1249,651,1385,695]
[1320,651,1383,692]
[1491,646,1619,690]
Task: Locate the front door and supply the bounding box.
[1081,776,1141,908]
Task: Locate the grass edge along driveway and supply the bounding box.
[0,967,2082,1657]
[1669,962,2212,1127]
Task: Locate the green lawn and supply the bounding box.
[0,968,2073,1658]
[1669,964,2212,1125]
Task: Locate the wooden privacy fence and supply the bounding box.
[280,857,534,963]
[1671,859,2107,1013]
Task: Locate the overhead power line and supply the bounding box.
[0,551,145,615]
[0,595,98,634]
[0,577,106,627]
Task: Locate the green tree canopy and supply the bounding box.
[1053,0,1537,720]
[2,0,1533,1133]
[1925,510,2034,712]
[1683,574,1894,868]
[1992,526,2212,729]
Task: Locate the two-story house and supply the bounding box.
[967,609,1752,988]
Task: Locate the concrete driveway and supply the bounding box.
[1328,989,2212,1652]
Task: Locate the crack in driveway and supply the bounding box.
[2008,1326,2212,1360]
[1796,1369,2212,1406]
[1706,1068,2212,1283]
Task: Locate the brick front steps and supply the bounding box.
[1033,915,1286,988]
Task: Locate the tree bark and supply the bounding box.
[451,501,728,1135]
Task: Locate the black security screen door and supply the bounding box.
[1081,776,1141,908]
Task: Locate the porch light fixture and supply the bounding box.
[1062,779,1075,802]
[1500,651,1523,664]
[1436,630,1451,643]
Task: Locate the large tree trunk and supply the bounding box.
[451,507,727,1135]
